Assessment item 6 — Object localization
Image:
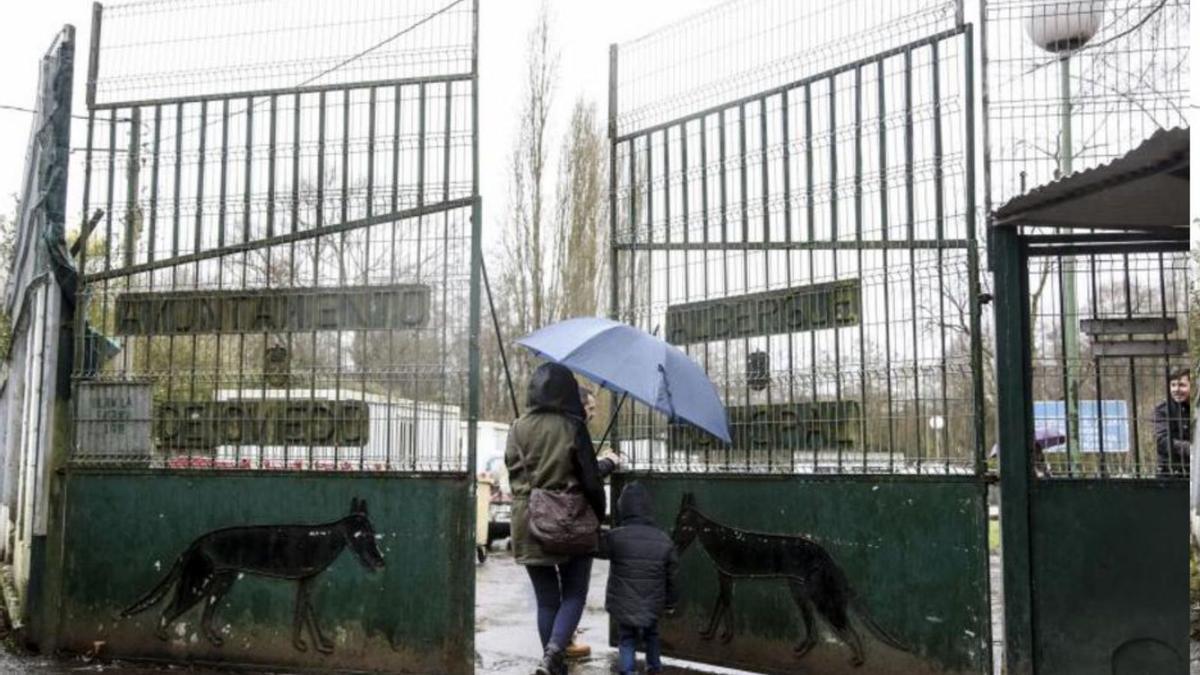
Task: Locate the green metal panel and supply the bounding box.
[611,474,991,674]
[59,471,473,674]
[1030,479,1188,674]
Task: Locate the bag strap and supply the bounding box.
[512,435,533,476]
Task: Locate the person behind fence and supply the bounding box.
[506,362,618,675]
[1153,366,1191,476]
[597,481,679,675]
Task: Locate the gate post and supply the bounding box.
[992,224,1034,674]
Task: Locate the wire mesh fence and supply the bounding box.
[613,0,962,137]
[1025,250,1189,478]
[983,0,1189,213]
[983,0,1190,481]
[90,0,474,107]
[610,1,984,475]
[73,0,477,473]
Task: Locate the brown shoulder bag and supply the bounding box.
[513,439,599,555]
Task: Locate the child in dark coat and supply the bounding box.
[600,482,679,675]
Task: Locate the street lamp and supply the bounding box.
[1023,0,1106,461]
[929,415,945,461]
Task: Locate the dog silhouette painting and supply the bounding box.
[671,493,907,667]
[122,497,385,654]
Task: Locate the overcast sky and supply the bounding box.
[1,1,1193,258]
[0,0,726,252]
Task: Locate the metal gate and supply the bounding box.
[607,2,991,673]
[984,1,1190,672]
[60,1,480,672]
[991,216,1190,675]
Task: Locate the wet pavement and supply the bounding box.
[0,551,747,675]
[475,551,749,675]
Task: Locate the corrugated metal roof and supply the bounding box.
[993,127,1189,230]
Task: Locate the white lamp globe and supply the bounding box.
[1024,1,1107,52]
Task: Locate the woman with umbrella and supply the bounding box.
[500,317,730,674]
[506,362,618,675]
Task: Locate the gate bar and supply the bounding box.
[878,58,897,467]
[81,198,473,283]
[933,39,950,472]
[89,72,472,112]
[965,24,985,475]
[904,46,922,471]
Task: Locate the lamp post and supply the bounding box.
[1023,1,1106,461]
[929,415,946,461]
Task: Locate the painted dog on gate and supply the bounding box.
[122,498,385,653]
[671,493,907,667]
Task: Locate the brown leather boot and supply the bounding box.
[564,641,591,659]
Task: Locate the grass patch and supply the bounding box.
[988,519,1000,554]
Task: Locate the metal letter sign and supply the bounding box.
[665,280,861,345]
[155,399,370,449]
[672,401,861,449]
[114,285,431,335]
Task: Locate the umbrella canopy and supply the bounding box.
[517,317,732,444]
[989,429,1067,459]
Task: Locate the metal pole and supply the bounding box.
[1059,53,1081,463]
[994,225,1035,675]
[607,44,621,457]
[481,258,518,420]
[467,0,481,475]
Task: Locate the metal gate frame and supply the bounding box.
[606,3,993,672]
[53,2,482,671]
[981,2,1190,671]
[991,221,1190,674]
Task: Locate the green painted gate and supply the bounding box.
[606,3,992,673]
[990,228,1190,674]
[56,1,481,672]
[983,1,1190,671]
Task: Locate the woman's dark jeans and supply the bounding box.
[525,555,593,651]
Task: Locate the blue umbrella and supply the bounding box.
[517,317,732,444]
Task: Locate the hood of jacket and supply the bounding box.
[526,362,585,420]
[617,482,655,526]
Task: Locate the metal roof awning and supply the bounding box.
[992,127,1189,231]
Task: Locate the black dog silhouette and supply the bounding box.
[122,497,385,653]
[671,492,906,667]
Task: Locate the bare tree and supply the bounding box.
[479,6,612,422]
[503,1,559,336]
[552,99,607,319]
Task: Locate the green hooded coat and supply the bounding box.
[505,363,613,566]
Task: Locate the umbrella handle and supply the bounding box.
[594,325,657,459]
[595,391,629,458]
